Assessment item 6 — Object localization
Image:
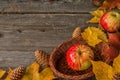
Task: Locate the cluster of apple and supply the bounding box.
[66,11,120,71]
[99,11,120,61]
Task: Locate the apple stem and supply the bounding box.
[78,50,82,55]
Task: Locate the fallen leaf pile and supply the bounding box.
[91,54,120,80]
[81,27,108,47]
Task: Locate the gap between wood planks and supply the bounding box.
[0,11,89,14]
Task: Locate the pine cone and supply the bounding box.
[35,50,49,67]
[72,27,81,38]
[112,73,120,80]
[92,0,104,6]
[10,66,25,80]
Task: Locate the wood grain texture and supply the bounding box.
[0,14,93,68]
[0,0,97,80]
[0,0,96,13]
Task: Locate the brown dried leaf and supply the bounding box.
[101,0,120,9]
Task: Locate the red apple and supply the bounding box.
[66,44,94,71]
[108,32,120,49]
[101,43,119,62]
[100,11,120,32]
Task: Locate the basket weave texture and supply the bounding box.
[49,37,95,80]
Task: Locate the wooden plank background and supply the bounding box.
[0,0,96,13]
[0,0,97,79]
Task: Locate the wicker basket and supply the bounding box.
[49,37,95,80]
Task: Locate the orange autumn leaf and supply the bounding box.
[101,0,120,9]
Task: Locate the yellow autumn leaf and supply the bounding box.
[39,68,55,80]
[32,72,41,80]
[91,61,113,80]
[81,27,108,47]
[113,54,120,73]
[91,54,120,80]
[21,61,55,80]
[0,69,5,79]
[21,62,40,80]
[21,75,31,80]
[32,66,55,80]
[87,9,106,23]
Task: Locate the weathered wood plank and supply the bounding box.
[0,14,91,29]
[0,51,35,69]
[0,0,96,13]
[0,14,93,69]
[0,14,92,51]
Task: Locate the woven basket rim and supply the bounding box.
[49,37,94,79]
